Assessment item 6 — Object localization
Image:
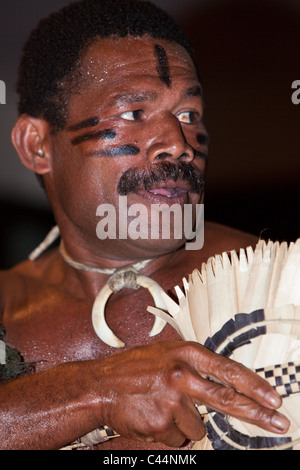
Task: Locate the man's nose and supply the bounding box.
[146,115,194,163]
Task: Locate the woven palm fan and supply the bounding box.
[148,238,300,450]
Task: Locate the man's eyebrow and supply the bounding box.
[108,91,158,107]
[67,116,99,132]
[66,87,202,132]
[184,85,204,99]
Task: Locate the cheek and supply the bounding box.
[183,127,201,147]
[49,140,111,217]
[110,125,142,152]
[183,128,207,160]
[80,124,142,158]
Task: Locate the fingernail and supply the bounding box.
[271,414,290,432]
[265,391,281,408]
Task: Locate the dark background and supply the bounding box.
[0,0,299,269]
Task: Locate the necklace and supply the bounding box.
[59,240,153,275]
[29,226,167,347]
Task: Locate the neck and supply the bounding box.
[59,234,181,301]
[58,222,184,274]
[29,224,183,301]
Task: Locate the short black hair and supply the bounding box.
[17,0,197,133]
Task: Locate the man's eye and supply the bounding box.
[177,111,199,124]
[120,110,143,121]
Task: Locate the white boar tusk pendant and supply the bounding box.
[92,267,167,348]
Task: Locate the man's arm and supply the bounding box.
[0,360,105,449]
[0,341,289,450]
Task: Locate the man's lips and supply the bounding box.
[136,180,192,198]
[146,187,188,198]
[133,182,191,203]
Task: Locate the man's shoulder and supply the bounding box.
[205,220,258,250]
[188,221,258,265]
[0,249,58,313]
[164,221,259,287]
[0,261,31,313]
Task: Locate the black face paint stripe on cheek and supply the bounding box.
[68,116,99,131]
[71,129,116,146]
[88,145,140,157]
[195,133,209,162]
[154,44,171,88]
[196,133,210,146]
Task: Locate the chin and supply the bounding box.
[125,236,187,258]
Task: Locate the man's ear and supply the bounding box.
[11,115,52,175]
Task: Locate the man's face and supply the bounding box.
[47,35,208,260]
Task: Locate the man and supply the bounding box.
[0,0,289,450]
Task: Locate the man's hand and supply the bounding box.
[99,341,289,447]
[0,340,290,449]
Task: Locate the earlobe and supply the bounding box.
[11,114,52,174]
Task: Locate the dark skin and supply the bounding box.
[0,35,290,450]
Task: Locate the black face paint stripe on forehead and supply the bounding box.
[154,44,171,88]
[88,145,140,157]
[71,129,116,146]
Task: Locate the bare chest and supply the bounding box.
[2,284,180,371]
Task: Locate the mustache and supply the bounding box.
[117,161,205,196]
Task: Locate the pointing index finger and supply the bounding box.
[191,343,283,409]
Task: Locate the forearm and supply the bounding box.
[0,361,105,450]
[0,341,289,450]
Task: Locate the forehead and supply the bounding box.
[71,35,200,101]
[82,34,195,71]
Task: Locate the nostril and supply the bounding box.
[154,152,172,160]
[178,152,190,160]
